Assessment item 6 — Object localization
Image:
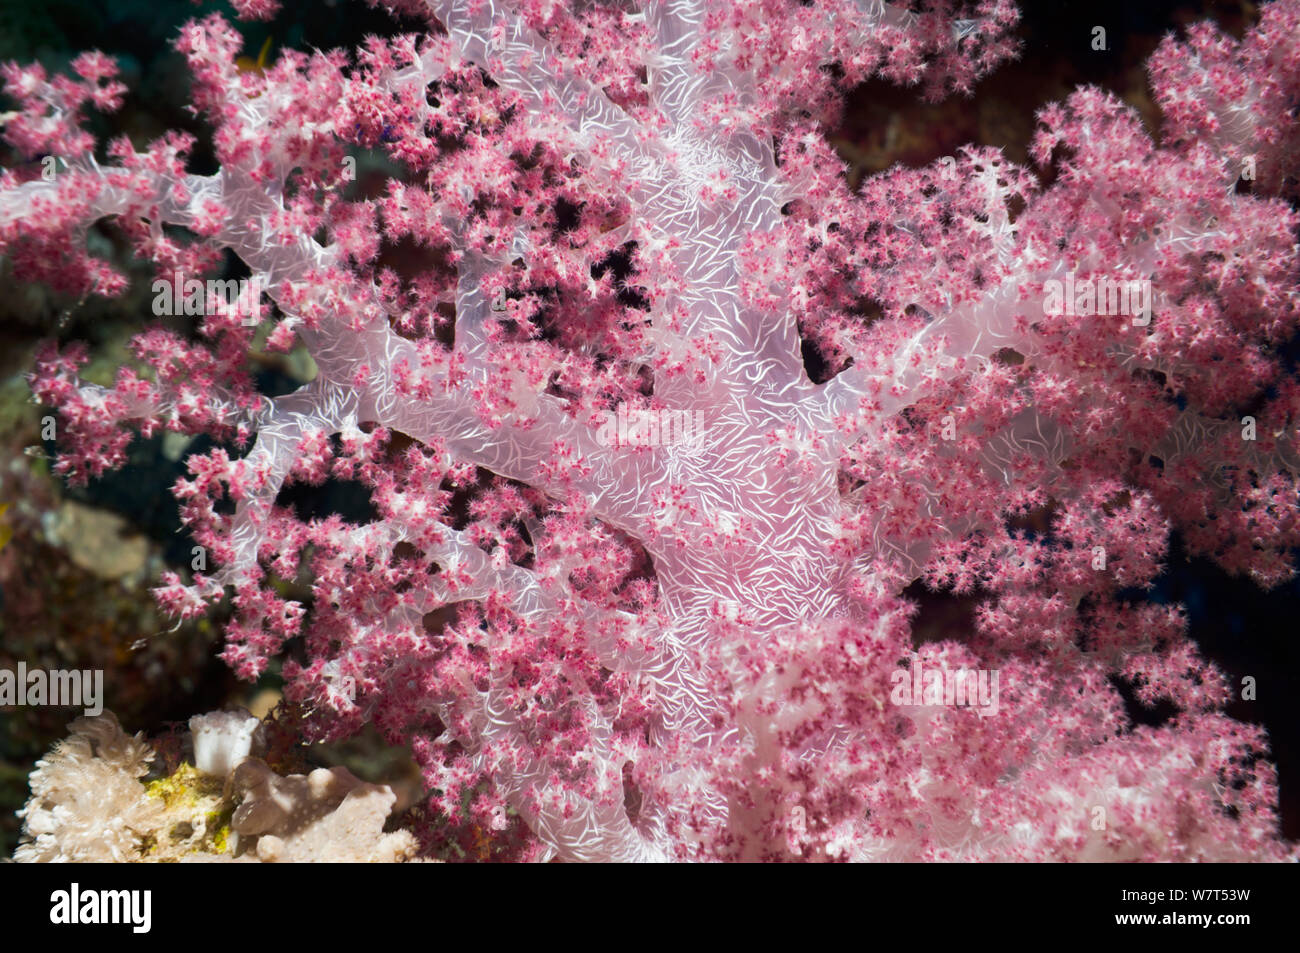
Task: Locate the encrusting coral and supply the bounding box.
[227,758,416,863]
[12,710,418,862]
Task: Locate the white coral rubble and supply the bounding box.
[12,711,418,863]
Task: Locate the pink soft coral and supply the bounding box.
[3,0,1297,861]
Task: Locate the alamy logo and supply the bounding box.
[889,655,999,718]
[0,663,102,715]
[594,404,704,448]
[1042,272,1151,326]
[152,271,264,325]
[50,884,151,933]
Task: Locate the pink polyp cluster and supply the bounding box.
[4,0,1299,861]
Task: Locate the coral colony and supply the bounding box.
[3,0,1300,862]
